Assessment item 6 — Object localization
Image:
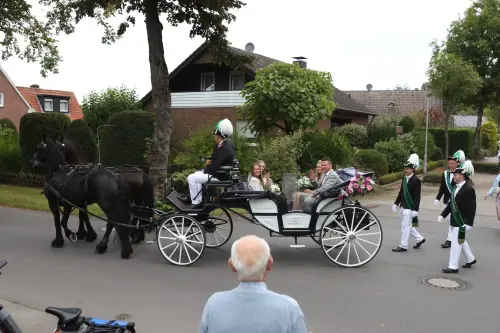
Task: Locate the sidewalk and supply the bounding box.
[0,299,54,332]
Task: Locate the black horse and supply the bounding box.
[31,134,135,259]
[54,134,155,243]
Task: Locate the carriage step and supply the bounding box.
[289,244,305,248]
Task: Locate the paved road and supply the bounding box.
[1,201,500,333]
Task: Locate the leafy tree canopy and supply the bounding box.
[238,62,336,135]
[82,85,142,134]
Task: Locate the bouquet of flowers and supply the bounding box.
[269,184,281,193]
[296,176,313,191]
[337,171,375,200]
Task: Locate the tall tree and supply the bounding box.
[238,62,336,135]
[444,0,500,159]
[426,42,482,159]
[484,104,500,128]
[1,0,251,194]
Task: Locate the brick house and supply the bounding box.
[0,65,83,129]
[342,89,443,116]
[139,42,376,150]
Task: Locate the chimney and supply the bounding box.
[30,84,39,88]
[292,56,307,69]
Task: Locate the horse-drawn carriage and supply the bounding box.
[157,160,383,268]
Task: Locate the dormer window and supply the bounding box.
[44,98,53,111]
[60,100,69,112]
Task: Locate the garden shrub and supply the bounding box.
[335,123,368,148]
[431,147,444,161]
[259,131,305,183]
[297,130,353,172]
[64,119,98,163]
[0,118,17,133]
[473,161,499,174]
[404,129,438,160]
[374,138,409,173]
[428,128,474,158]
[354,149,389,177]
[0,125,22,172]
[422,171,442,184]
[366,115,399,147]
[99,111,155,168]
[19,112,71,173]
[481,121,498,153]
[398,116,415,133]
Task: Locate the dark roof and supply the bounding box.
[342,90,443,115]
[139,42,376,115]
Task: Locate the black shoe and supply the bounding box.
[441,240,451,248]
[413,239,426,249]
[462,259,477,268]
[392,246,407,252]
[189,203,203,210]
[442,268,458,273]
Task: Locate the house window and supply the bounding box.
[60,100,69,112]
[229,72,245,90]
[0,93,4,107]
[44,99,53,111]
[236,120,256,138]
[200,73,215,91]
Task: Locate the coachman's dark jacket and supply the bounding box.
[436,171,455,204]
[204,139,235,179]
[394,173,421,212]
[441,181,476,227]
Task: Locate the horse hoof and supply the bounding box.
[76,231,87,241]
[68,233,78,243]
[95,243,107,254]
[51,238,64,248]
[86,232,97,242]
[121,250,132,259]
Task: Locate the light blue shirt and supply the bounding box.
[487,174,500,196]
[198,282,308,333]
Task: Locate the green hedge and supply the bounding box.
[99,111,155,167]
[422,171,442,184]
[335,124,368,148]
[377,160,445,185]
[0,126,22,172]
[64,119,98,163]
[19,113,71,173]
[354,149,389,177]
[428,128,474,158]
[0,118,17,133]
[472,161,499,174]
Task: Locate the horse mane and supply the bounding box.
[63,137,91,164]
[46,138,67,165]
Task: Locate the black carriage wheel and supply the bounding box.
[197,207,233,248]
[320,205,383,268]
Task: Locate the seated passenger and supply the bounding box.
[257,160,273,189]
[248,163,264,191]
[292,160,323,210]
[301,158,342,213]
[180,119,235,209]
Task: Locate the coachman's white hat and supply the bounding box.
[212,119,234,138]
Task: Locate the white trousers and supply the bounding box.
[400,209,424,249]
[446,214,452,241]
[187,171,218,204]
[448,225,475,270]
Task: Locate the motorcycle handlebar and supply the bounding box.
[0,260,7,273]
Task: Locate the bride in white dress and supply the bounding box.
[248,163,264,191]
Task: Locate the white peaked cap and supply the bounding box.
[213,118,234,138]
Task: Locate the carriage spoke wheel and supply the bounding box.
[157,214,206,266]
[320,205,383,268]
[198,208,233,248]
[310,227,343,249]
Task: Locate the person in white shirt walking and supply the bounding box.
[438,160,477,274]
[392,152,426,252]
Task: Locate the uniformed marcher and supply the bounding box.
[180,119,235,209]
[392,152,426,252]
[434,150,465,248]
[438,160,477,273]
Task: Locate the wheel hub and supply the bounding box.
[176,235,187,244]
[202,221,216,233]
[346,231,356,241]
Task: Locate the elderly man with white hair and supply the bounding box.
[197,235,309,333]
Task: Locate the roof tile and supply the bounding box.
[17,86,83,120]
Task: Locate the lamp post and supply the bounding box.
[424,94,430,173]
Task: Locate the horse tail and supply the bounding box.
[115,174,133,222]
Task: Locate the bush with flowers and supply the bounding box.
[337,172,375,200]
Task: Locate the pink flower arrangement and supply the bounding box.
[339,172,375,199]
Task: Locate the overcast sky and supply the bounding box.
[1,0,473,102]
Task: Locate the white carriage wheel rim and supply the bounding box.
[320,205,383,268]
[203,208,233,248]
[157,215,206,266]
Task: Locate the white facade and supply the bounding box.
[171,91,244,108]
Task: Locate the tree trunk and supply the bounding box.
[444,112,450,160]
[144,0,172,196]
[474,97,485,160]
